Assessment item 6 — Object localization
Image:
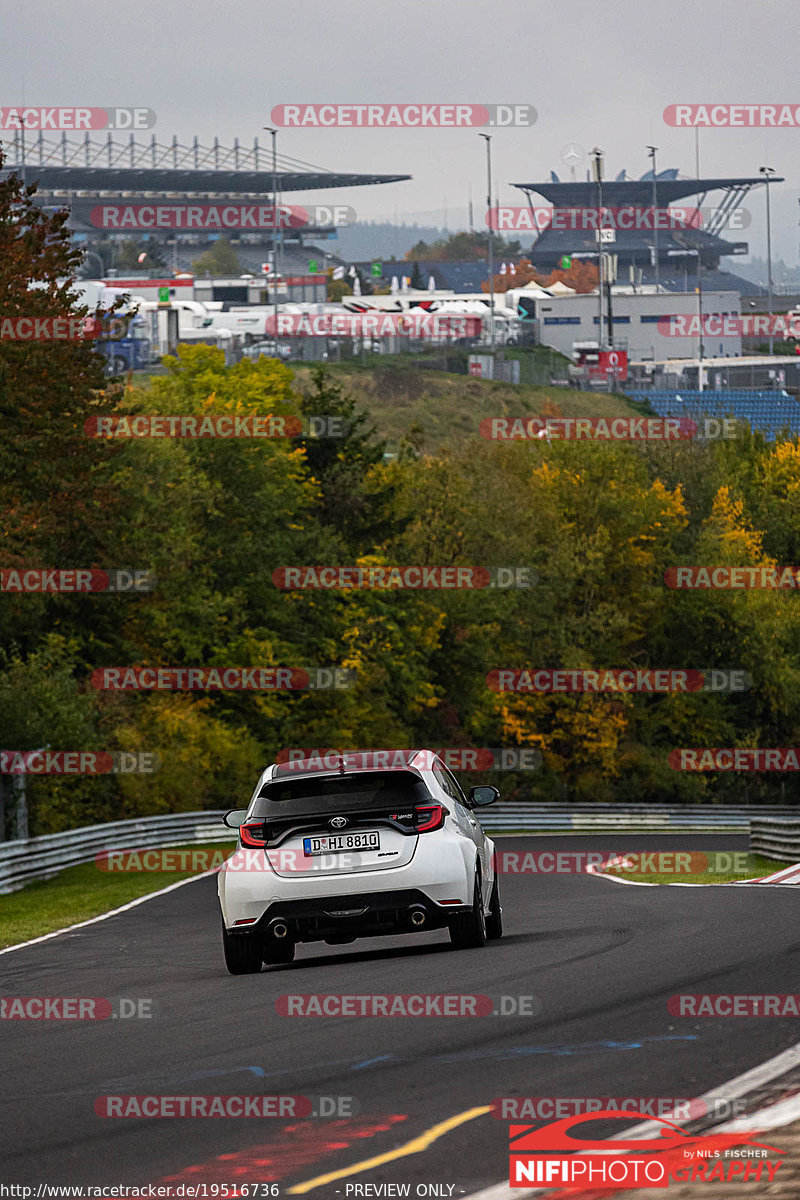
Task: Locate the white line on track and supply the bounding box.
[465,966,800,1199]
[0,870,214,957]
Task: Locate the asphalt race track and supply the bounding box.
[3,834,800,1195]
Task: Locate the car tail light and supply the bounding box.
[239,822,266,847]
[415,804,446,832]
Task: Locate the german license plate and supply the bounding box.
[303,831,380,856]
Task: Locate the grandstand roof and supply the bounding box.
[0,165,410,194]
[512,175,783,206]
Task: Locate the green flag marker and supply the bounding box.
[158,286,170,303]
[371,262,382,277]
[560,256,572,270]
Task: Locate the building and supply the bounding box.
[511,169,780,293]
[504,287,742,361]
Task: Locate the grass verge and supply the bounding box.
[0,841,236,949]
[599,852,787,885]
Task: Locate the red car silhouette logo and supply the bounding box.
[511,1110,782,1158]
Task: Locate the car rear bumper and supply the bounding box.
[225,888,470,944]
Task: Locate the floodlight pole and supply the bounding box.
[760,166,776,354]
[592,148,604,349]
[480,134,495,351]
[647,145,659,290]
[264,126,280,348]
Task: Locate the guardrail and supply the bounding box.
[0,811,229,895]
[478,804,795,833]
[2,804,797,894]
[749,817,800,863]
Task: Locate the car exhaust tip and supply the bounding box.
[409,907,427,927]
[271,920,289,939]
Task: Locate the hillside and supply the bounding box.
[289,360,645,453]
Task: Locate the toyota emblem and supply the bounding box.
[330,816,348,829]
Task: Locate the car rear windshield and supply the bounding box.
[251,770,432,819]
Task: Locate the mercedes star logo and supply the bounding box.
[330,816,348,829]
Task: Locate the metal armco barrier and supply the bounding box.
[749,817,800,863]
[477,803,795,832]
[2,804,798,894]
[0,811,229,895]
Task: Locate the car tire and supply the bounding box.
[449,871,487,950]
[263,940,296,966]
[486,877,503,940]
[222,922,263,974]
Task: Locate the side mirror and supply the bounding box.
[469,785,499,807]
[223,808,249,829]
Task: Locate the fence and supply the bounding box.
[749,817,800,863]
[2,804,796,894]
[0,812,229,895]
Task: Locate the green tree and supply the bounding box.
[191,236,241,276]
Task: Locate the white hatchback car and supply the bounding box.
[217,750,502,973]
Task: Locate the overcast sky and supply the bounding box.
[3,0,798,260]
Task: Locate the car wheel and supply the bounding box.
[222,921,263,974]
[449,871,487,950]
[263,940,296,965]
[486,877,503,940]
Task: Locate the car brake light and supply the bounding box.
[239,823,266,847]
[415,804,446,832]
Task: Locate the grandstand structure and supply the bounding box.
[0,131,411,284]
[625,389,800,440]
[512,168,781,294]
